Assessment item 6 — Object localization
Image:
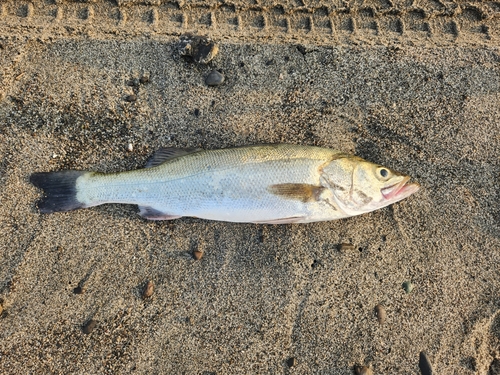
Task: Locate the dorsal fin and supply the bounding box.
[145,147,202,168]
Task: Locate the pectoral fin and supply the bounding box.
[268,183,325,203]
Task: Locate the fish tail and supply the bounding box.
[30,171,87,213]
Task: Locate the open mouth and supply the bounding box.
[381,176,420,201]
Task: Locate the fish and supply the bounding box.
[29,144,420,224]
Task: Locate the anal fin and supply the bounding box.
[138,206,182,221]
[252,216,305,224]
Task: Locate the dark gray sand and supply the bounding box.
[0,1,499,374]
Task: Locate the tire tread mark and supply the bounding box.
[0,0,497,46]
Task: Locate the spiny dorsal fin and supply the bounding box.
[268,183,325,203]
[145,147,202,168]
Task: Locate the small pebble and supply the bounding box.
[419,351,434,375]
[127,143,133,152]
[82,319,96,334]
[402,280,414,294]
[286,357,298,367]
[178,35,219,64]
[73,285,84,294]
[297,44,307,55]
[127,78,139,87]
[375,304,386,324]
[142,280,154,299]
[193,250,204,260]
[205,70,225,86]
[338,243,354,252]
[355,365,373,375]
[125,94,137,102]
[139,75,150,84]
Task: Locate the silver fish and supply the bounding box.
[30,144,419,224]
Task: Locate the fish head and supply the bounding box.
[321,156,420,215]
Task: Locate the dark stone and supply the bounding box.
[419,351,434,375]
[286,357,297,367]
[82,319,97,334]
[297,45,307,55]
[402,280,414,293]
[142,280,154,299]
[127,79,139,87]
[73,286,84,294]
[205,70,225,86]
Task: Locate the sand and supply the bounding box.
[0,1,499,374]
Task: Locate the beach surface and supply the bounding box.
[0,1,499,374]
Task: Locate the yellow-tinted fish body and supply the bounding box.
[30,144,419,224]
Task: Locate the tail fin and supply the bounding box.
[30,171,87,213]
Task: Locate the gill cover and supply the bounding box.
[321,156,419,215]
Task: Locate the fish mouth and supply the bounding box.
[381,176,420,201]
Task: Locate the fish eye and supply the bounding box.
[376,167,391,180]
